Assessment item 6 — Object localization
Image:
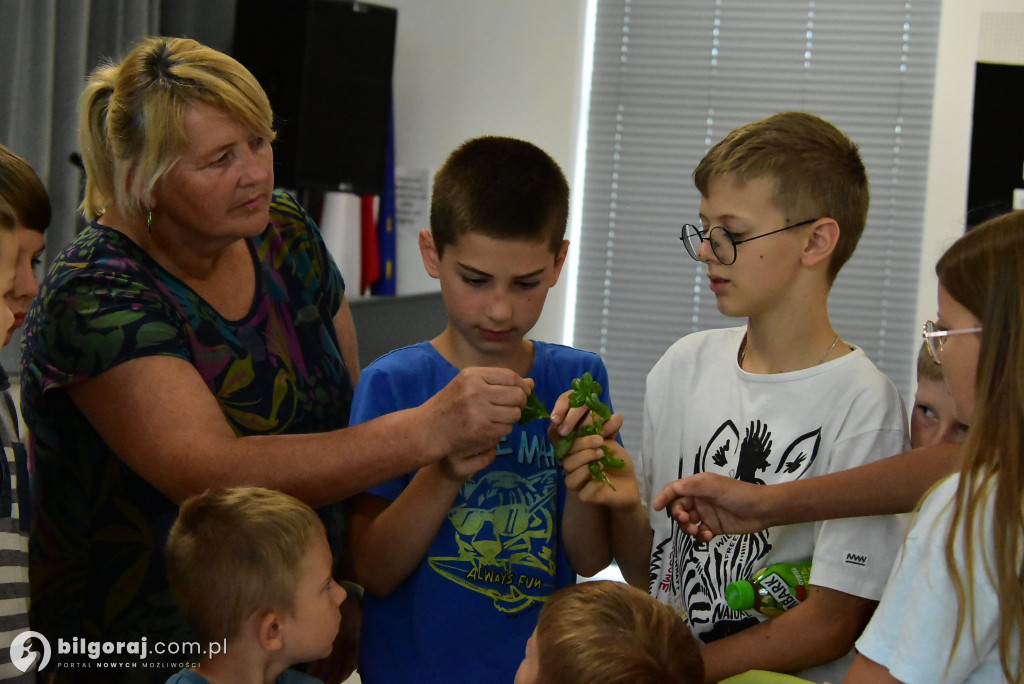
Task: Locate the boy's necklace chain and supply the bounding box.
[739,332,841,367]
[817,333,841,364]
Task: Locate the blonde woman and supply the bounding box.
[22,37,530,679]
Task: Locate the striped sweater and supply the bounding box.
[0,369,32,682]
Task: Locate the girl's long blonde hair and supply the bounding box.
[936,210,1024,682]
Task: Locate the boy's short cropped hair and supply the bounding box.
[535,580,703,684]
[166,487,325,643]
[916,341,943,383]
[694,111,869,283]
[430,135,569,257]
[0,144,51,231]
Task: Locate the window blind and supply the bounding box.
[574,0,940,452]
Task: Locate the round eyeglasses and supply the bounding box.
[922,320,982,365]
[679,218,819,266]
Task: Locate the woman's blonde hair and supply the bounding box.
[936,210,1024,682]
[77,36,275,221]
[534,581,703,684]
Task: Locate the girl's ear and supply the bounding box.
[419,229,442,279]
[801,218,839,270]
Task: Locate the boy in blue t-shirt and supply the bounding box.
[348,136,622,683]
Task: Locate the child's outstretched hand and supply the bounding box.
[653,473,774,542]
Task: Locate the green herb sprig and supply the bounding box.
[519,372,625,488]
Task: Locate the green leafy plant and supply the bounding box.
[519,390,552,425]
[519,372,625,488]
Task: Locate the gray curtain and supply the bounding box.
[0,0,237,371]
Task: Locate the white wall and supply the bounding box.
[917,0,1023,368]
[386,0,587,344]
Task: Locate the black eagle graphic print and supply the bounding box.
[651,418,822,642]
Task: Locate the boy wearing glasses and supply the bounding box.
[559,112,910,683]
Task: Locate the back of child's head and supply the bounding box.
[0,144,51,231]
[694,111,868,283]
[916,340,943,383]
[534,580,703,684]
[430,135,569,257]
[166,487,325,644]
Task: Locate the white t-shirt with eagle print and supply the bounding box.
[637,326,910,684]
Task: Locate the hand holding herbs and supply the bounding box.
[519,372,626,488]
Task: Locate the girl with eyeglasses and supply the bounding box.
[657,210,1023,682]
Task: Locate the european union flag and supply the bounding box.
[372,105,396,296]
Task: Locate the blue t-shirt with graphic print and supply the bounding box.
[351,341,614,684]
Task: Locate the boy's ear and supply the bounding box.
[256,610,285,653]
[801,218,839,270]
[419,229,442,279]
[549,240,570,286]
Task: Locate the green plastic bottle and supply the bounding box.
[725,561,812,618]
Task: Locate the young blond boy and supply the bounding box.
[347,136,617,683]
[559,112,910,683]
[165,487,346,684]
[910,341,967,449]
